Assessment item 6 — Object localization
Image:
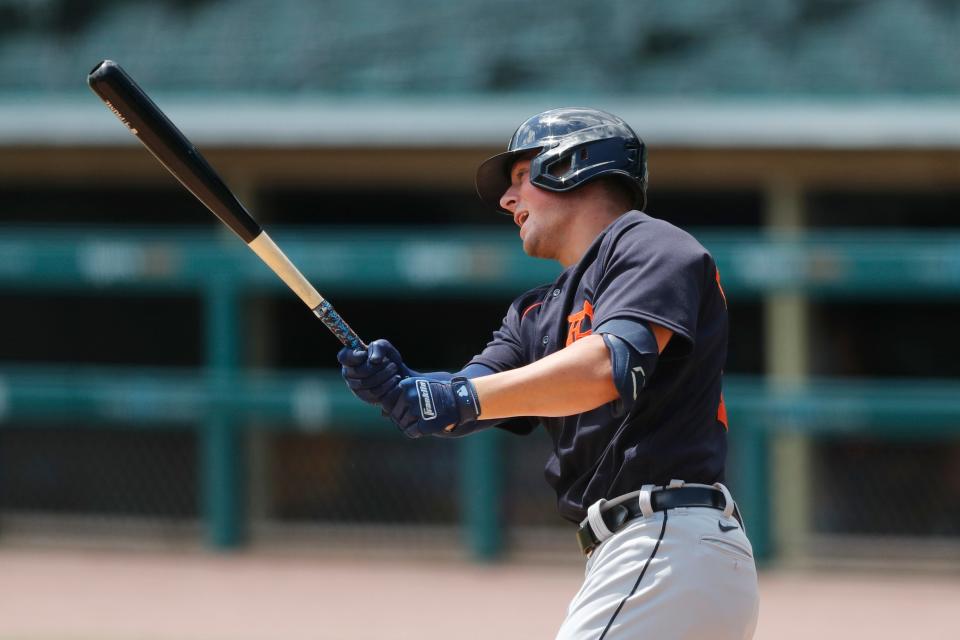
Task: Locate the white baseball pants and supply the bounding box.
[556,490,759,639]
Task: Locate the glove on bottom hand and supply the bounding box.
[390,377,482,439]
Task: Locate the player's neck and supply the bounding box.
[557,209,624,268]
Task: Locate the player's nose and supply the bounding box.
[499,185,518,216]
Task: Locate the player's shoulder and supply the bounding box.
[604,210,710,260]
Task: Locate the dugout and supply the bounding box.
[1,0,960,564]
[1,96,959,564]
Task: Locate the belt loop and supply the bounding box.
[668,479,684,489]
[714,482,735,518]
[638,484,656,518]
[586,499,614,543]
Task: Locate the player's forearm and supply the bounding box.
[471,334,617,419]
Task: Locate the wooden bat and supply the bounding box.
[87,60,365,349]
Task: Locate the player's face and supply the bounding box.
[500,158,577,261]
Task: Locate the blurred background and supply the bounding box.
[0,0,959,638]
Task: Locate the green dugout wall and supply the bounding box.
[3,228,960,560]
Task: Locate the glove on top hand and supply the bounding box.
[337,339,415,405]
[338,338,454,415]
[338,338,479,438]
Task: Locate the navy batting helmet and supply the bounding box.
[475,107,648,214]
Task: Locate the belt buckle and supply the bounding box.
[576,503,631,556]
[576,525,596,556]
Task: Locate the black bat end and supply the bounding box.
[84,58,263,244]
[88,59,109,76]
[87,59,123,90]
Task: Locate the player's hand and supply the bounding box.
[388,377,481,438]
[337,339,413,405]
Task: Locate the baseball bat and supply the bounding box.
[87,60,364,349]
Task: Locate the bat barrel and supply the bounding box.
[88,60,366,349]
[87,60,261,243]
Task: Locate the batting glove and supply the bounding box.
[389,376,482,439]
[337,339,415,405]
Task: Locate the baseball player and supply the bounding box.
[338,108,759,639]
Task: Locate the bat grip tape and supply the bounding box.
[313,300,365,349]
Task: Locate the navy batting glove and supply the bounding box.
[390,376,481,439]
[337,338,415,405]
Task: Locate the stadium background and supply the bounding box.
[0,0,958,638]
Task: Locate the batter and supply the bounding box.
[338,108,759,639]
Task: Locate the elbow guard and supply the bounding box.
[601,327,659,414]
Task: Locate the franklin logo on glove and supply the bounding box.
[416,379,437,420]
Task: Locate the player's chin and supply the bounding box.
[520,230,541,257]
[522,238,555,261]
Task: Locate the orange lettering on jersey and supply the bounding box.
[717,391,728,430]
[716,268,728,308]
[565,300,594,346]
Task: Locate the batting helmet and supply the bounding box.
[475,107,648,214]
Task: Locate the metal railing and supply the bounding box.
[2,227,959,559]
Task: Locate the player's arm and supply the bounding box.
[338,290,538,434]
[388,322,672,438]
[473,335,615,418]
[474,324,671,420]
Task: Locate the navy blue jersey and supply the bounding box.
[468,211,730,524]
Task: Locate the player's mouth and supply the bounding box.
[515,210,529,230]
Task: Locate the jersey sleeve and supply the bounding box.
[592,222,712,356]
[466,287,548,436]
[467,287,547,373]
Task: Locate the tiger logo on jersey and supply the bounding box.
[566,300,594,346]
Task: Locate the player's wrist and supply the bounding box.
[448,377,481,427]
[391,376,483,439]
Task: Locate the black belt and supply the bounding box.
[576,486,740,556]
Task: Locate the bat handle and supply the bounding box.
[313,300,366,350]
